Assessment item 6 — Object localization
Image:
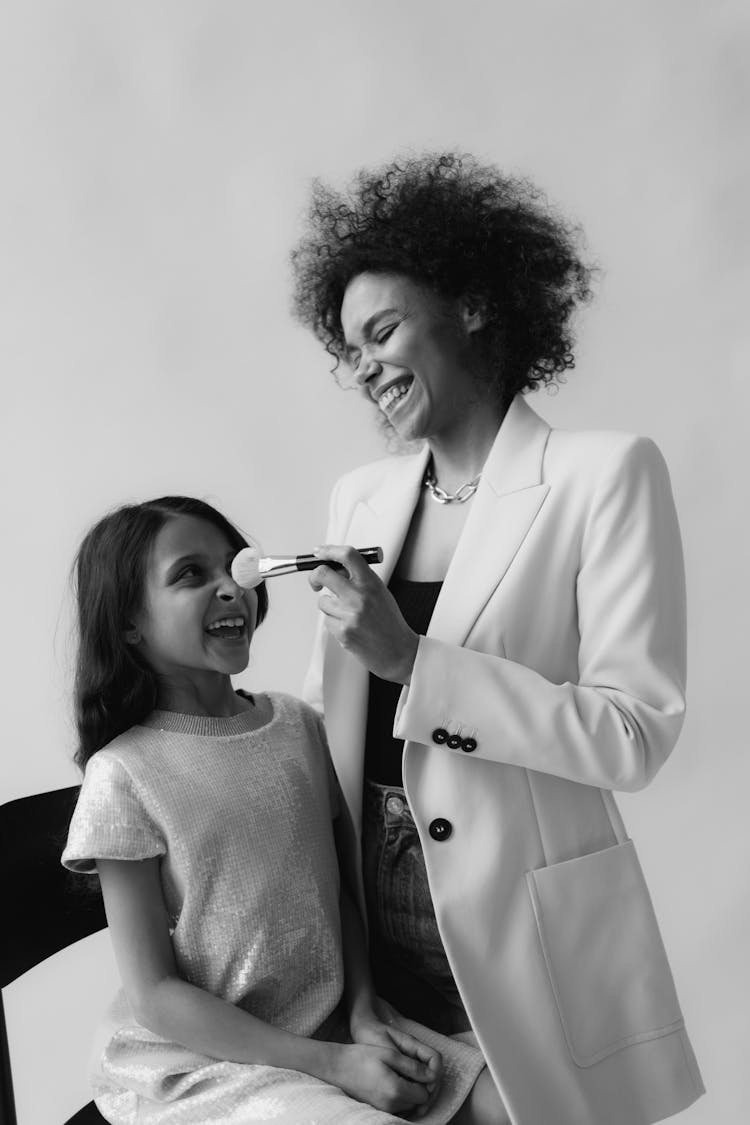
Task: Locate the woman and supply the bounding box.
[292,153,704,1125]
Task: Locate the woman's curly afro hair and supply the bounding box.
[291,152,595,399]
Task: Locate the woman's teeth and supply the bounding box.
[378,380,411,413]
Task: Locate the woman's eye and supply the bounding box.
[178,566,202,581]
[376,324,396,344]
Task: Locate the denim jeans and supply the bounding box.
[362,779,472,1035]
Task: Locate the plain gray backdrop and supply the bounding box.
[1,2,748,1122]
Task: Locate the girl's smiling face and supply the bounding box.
[339,271,486,444]
[132,515,257,685]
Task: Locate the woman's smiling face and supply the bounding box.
[340,272,486,444]
[133,515,257,684]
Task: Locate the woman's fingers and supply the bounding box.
[307,543,419,683]
[313,543,374,584]
[314,540,373,567]
[309,566,348,604]
[307,548,367,601]
[308,548,373,618]
[316,591,345,621]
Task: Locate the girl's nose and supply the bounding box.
[217,576,244,602]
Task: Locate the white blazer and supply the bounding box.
[304,395,704,1125]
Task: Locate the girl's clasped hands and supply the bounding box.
[340,999,441,1116]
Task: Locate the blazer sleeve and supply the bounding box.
[302,475,343,715]
[394,437,687,793]
[302,610,326,716]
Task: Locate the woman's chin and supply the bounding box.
[380,406,425,445]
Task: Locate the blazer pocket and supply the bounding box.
[526,839,684,1067]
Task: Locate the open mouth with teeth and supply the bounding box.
[377,377,414,414]
[205,616,247,640]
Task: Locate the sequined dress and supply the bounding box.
[62,692,483,1124]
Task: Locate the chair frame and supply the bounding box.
[1,786,108,1125]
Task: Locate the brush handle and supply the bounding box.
[232,546,386,588]
[293,546,383,572]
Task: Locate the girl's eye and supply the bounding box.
[177,565,202,581]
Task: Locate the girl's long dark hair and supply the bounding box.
[73,496,267,772]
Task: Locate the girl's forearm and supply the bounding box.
[136,975,341,1081]
[339,882,378,1022]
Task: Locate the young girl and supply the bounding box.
[62,496,486,1124]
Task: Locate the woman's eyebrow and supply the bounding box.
[361,308,400,336]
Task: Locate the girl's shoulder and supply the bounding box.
[263,690,326,736]
[85,724,158,772]
[80,723,187,799]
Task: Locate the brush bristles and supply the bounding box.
[230,547,262,589]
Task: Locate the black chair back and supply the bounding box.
[1,787,107,1125]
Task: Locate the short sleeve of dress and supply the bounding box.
[61,753,166,874]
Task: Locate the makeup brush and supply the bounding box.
[231,544,384,590]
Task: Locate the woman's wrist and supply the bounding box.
[395,629,420,685]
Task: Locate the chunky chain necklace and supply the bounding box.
[423,462,481,504]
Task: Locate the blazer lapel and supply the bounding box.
[349,446,432,584]
[427,396,551,647]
